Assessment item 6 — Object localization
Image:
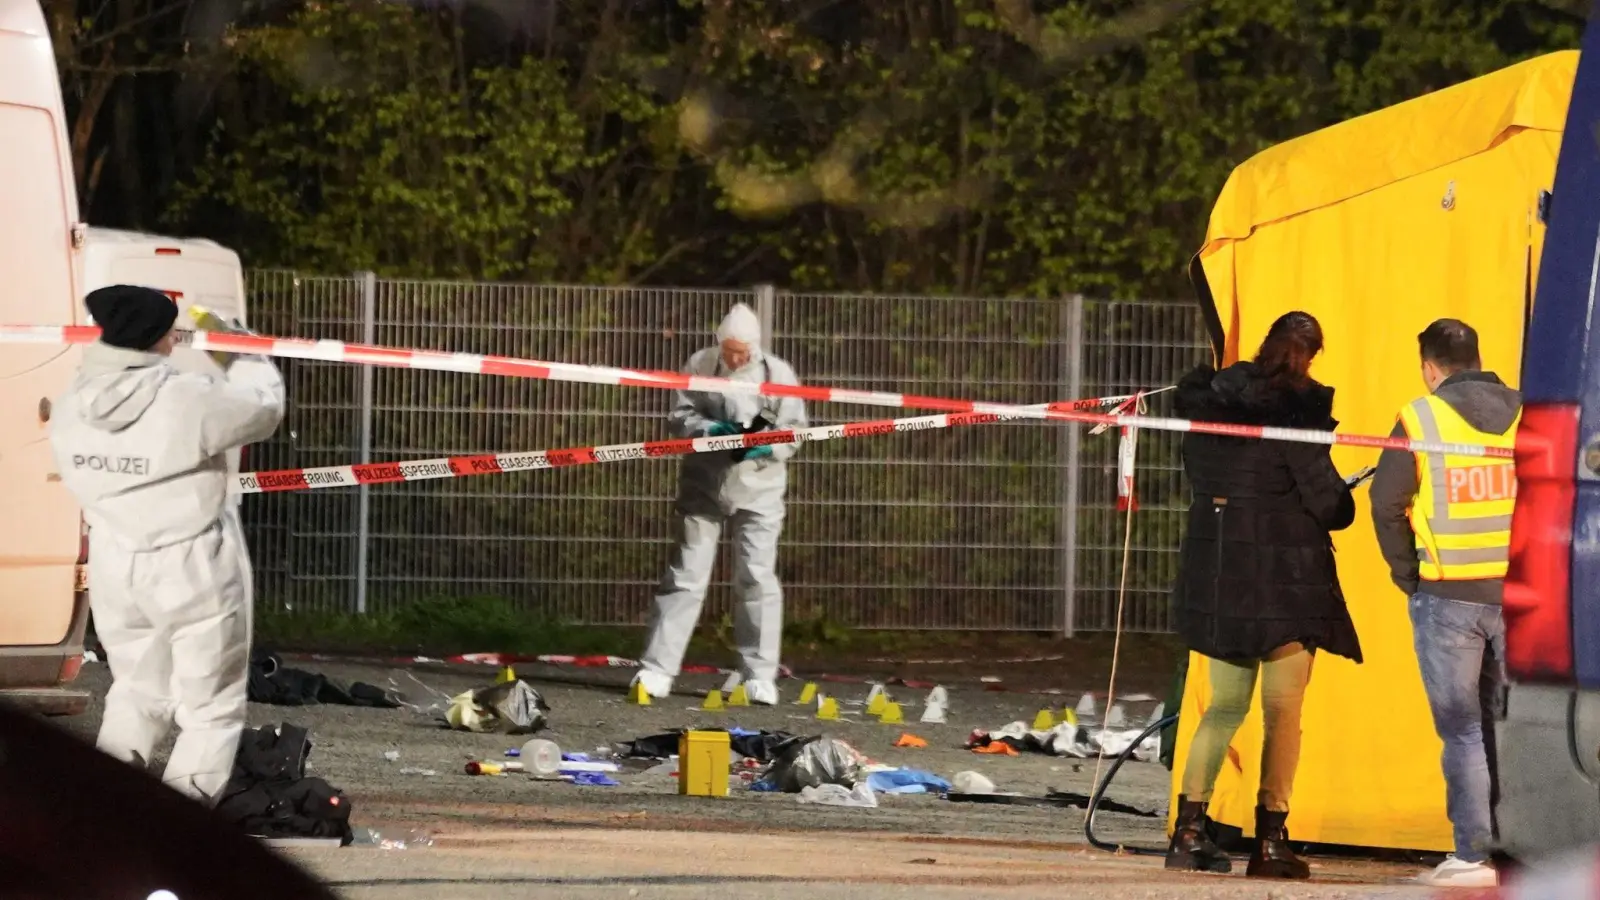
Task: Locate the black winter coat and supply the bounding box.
[1172,362,1364,664]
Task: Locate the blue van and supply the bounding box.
[1497,0,1600,865]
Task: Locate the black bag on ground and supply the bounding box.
[248,648,401,708]
[215,724,354,845]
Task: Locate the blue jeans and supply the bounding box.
[1409,591,1507,862]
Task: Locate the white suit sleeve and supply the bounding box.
[197,356,286,456]
[765,362,808,463]
[667,351,720,438]
[667,388,719,439]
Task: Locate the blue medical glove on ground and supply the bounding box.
[705,420,741,437]
[742,445,774,461]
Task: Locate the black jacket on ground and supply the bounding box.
[1369,370,1522,605]
[1172,362,1363,664]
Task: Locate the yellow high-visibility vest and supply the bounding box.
[1397,394,1521,581]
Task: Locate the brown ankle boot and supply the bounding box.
[1164,795,1232,873]
[1246,806,1310,879]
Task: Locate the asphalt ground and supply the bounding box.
[50,657,1435,898]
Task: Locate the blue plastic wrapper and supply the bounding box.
[865,768,952,795]
[572,771,618,786]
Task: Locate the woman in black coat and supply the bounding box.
[1165,311,1362,881]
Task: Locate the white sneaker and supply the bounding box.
[744,679,779,706]
[631,670,673,699]
[1417,856,1498,888]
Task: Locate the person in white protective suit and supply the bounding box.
[632,303,807,705]
[49,285,285,805]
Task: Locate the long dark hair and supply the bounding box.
[1252,311,1323,389]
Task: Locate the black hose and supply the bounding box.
[1084,713,1179,856]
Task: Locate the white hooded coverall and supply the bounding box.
[49,343,285,804]
[638,304,806,697]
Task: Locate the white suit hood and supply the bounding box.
[71,345,169,433]
[717,303,763,346]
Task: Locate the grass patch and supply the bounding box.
[256,595,1183,686]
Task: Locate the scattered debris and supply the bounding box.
[951,771,996,794]
[521,738,563,776]
[893,733,928,749]
[357,828,434,851]
[864,768,951,794]
[216,723,354,845]
[397,767,436,777]
[617,729,805,764]
[248,649,401,709]
[967,721,1159,761]
[444,680,550,735]
[754,737,868,793]
[798,783,878,808]
[382,750,400,762]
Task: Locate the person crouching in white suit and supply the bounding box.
[49,285,285,805]
[632,303,807,705]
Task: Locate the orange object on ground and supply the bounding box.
[894,733,929,749]
[973,742,1019,757]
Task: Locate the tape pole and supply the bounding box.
[234,395,1142,494]
[4,325,1512,458]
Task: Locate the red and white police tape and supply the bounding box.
[232,397,1143,493]
[0,324,1514,459]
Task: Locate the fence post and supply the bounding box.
[1057,294,1086,637]
[354,271,377,615]
[753,283,776,352]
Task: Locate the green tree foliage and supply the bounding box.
[112,0,1582,298]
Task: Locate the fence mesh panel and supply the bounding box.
[240,271,1211,632]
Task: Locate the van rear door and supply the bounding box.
[0,3,87,647]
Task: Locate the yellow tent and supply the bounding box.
[1172,50,1577,850]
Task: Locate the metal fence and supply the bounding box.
[241,272,1211,634]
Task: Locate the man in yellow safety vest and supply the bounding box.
[1371,318,1521,889]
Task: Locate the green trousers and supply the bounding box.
[1179,643,1315,813]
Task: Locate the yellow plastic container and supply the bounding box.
[678,730,731,798]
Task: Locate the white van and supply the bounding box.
[0,0,92,714]
[79,228,252,482]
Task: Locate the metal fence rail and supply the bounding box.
[241,271,1210,634]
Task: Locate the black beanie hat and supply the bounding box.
[85,285,179,351]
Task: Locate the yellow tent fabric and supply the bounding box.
[1172,50,1575,851]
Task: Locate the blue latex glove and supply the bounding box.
[743,445,774,461]
[705,420,741,437]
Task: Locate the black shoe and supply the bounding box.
[1164,795,1232,873]
[1245,806,1310,880]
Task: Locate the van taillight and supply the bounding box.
[155,247,181,256]
[1503,402,1580,682]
